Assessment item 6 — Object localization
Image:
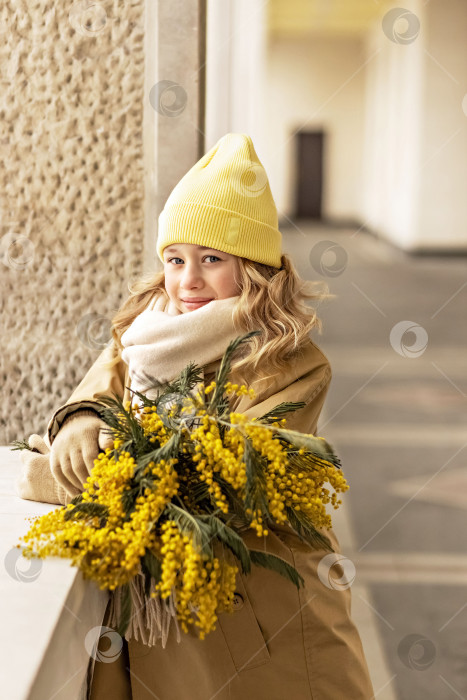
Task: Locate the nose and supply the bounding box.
[180,260,204,288]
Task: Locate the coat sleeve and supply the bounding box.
[23,342,125,507]
[238,344,332,437]
[44,340,127,447]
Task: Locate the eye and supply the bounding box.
[167,255,221,264]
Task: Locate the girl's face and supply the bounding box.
[163,243,241,313]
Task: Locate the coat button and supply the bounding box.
[232,592,244,610]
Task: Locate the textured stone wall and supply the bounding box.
[0,1,146,444]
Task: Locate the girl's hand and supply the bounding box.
[49,410,114,495]
[15,434,62,503]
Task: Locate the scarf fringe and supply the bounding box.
[107,572,182,649]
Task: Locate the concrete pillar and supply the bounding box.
[205,0,269,155]
[143,0,207,273]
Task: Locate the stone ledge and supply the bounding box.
[0,447,108,700]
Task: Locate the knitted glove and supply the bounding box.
[16,434,72,505]
[49,409,114,496]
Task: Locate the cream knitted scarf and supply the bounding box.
[120,292,241,404]
[107,291,242,649]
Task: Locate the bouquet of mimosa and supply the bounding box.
[12,332,348,646]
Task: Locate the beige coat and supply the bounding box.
[43,338,374,699]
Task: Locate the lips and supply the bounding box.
[181,298,214,309]
[182,298,213,303]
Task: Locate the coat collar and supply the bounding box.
[202,338,331,414]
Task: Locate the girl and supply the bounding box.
[18,133,374,699]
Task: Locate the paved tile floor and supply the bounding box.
[282,221,467,700]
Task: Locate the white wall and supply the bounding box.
[361,0,425,250]
[206,6,366,225]
[205,0,269,156]
[417,0,467,249]
[264,36,367,223]
[361,0,467,251]
[205,0,467,251]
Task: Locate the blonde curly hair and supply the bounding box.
[105,253,335,386]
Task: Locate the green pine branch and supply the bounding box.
[9,439,33,451]
[253,401,307,424]
[64,501,109,523]
[193,513,253,576]
[207,330,262,414]
[94,392,148,459]
[157,362,205,399]
[285,507,334,552]
[243,437,270,521]
[117,583,132,638]
[164,502,215,558]
[136,430,182,472]
[141,548,163,597]
[248,549,305,589]
[275,429,342,469]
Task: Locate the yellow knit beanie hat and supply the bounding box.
[156,133,282,268]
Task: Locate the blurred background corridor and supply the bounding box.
[282,221,467,698]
